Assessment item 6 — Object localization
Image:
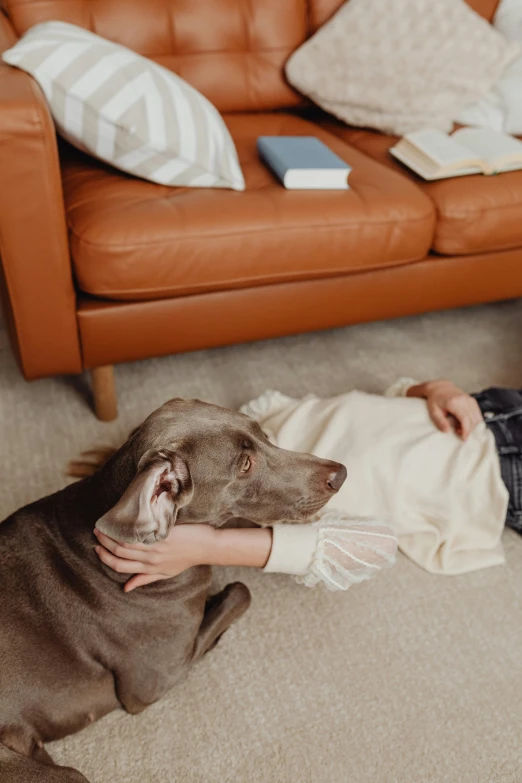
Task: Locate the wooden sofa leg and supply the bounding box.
[91,366,118,421]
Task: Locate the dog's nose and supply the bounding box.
[326,463,347,492]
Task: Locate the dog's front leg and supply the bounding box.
[114,670,175,716]
[191,581,251,662]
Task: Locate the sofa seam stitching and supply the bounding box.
[67,212,435,251]
[75,254,430,299]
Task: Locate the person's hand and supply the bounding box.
[408,380,483,440]
[93,523,218,592]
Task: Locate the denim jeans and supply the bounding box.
[472,387,522,533]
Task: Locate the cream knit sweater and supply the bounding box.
[241,381,508,583]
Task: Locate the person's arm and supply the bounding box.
[385,377,483,440]
[94,525,273,592]
[94,524,318,592]
[94,512,398,593]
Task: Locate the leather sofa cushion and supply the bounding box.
[4,0,308,113]
[320,119,522,257]
[61,113,435,302]
[3,0,501,114]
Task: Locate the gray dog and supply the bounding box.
[0,398,346,782]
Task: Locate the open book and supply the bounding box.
[390,128,522,180]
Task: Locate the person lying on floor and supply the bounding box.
[94,379,521,591]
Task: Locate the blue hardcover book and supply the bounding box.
[257,136,351,190]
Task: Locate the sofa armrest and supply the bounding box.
[0,11,82,379]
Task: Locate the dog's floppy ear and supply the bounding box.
[95,450,193,543]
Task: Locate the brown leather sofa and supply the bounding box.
[0,0,518,420]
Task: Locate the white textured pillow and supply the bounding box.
[457,0,522,133]
[286,0,519,136]
[2,21,245,190]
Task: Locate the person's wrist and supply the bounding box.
[406,381,430,398]
[173,524,220,568]
[202,526,274,569]
[204,527,228,567]
[408,379,453,399]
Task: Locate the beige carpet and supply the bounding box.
[2,300,522,783]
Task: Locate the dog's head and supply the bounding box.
[95,398,346,543]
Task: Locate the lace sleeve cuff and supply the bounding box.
[297,510,398,591]
[263,523,319,576]
[263,513,398,593]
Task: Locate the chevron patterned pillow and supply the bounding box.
[2,21,245,190]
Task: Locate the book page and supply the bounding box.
[453,127,522,169]
[402,129,480,167]
[390,143,483,179]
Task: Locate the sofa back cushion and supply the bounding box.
[2,0,502,111]
[2,0,309,111]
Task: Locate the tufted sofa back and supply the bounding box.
[2,0,502,112]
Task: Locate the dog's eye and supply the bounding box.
[240,455,252,474]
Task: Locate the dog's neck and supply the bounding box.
[52,441,139,586]
[85,443,138,520]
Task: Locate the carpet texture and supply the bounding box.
[2,300,522,783]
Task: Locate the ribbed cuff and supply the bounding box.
[384,377,419,398]
[263,524,318,576]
